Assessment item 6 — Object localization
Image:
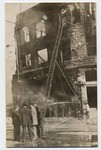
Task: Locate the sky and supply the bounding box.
[6,3,37,104]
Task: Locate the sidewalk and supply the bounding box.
[6,116,98,148]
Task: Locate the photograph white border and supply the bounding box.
[0,0,101,149]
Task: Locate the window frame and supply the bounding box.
[22,26,30,43]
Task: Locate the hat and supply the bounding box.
[23,101,28,106]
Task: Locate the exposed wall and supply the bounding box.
[69,23,87,59]
[15,4,60,74]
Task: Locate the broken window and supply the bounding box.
[38,48,48,64]
[36,20,46,38]
[25,54,32,66]
[21,54,31,67]
[22,27,30,43]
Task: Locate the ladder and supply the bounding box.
[44,13,64,98]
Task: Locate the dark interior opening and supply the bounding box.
[87,86,97,108]
[85,69,97,81]
[86,35,96,56]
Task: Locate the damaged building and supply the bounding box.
[12,3,97,117]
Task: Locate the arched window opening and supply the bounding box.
[22,27,30,43]
[36,20,46,38]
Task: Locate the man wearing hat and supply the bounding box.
[12,105,20,141]
[20,101,32,142]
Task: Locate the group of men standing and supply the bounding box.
[12,101,45,147]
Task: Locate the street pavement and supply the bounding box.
[6,115,97,148]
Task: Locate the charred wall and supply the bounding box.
[15,3,60,75]
[12,3,97,110]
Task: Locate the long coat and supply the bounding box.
[30,105,38,126]
[20,107,32,126]
[12,109,20,125]
[12,108,20,140]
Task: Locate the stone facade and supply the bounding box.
[69,23,87,59]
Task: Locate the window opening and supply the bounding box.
[38,48,48,64]
[25,54,31,66]
[36,20,46,38]
[22,27,30,43]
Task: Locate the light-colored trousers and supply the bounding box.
[30,125,38,146]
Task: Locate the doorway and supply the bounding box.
[87,86,97,108]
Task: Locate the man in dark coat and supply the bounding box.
[12,106,20,141]
[20,101,32,142]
